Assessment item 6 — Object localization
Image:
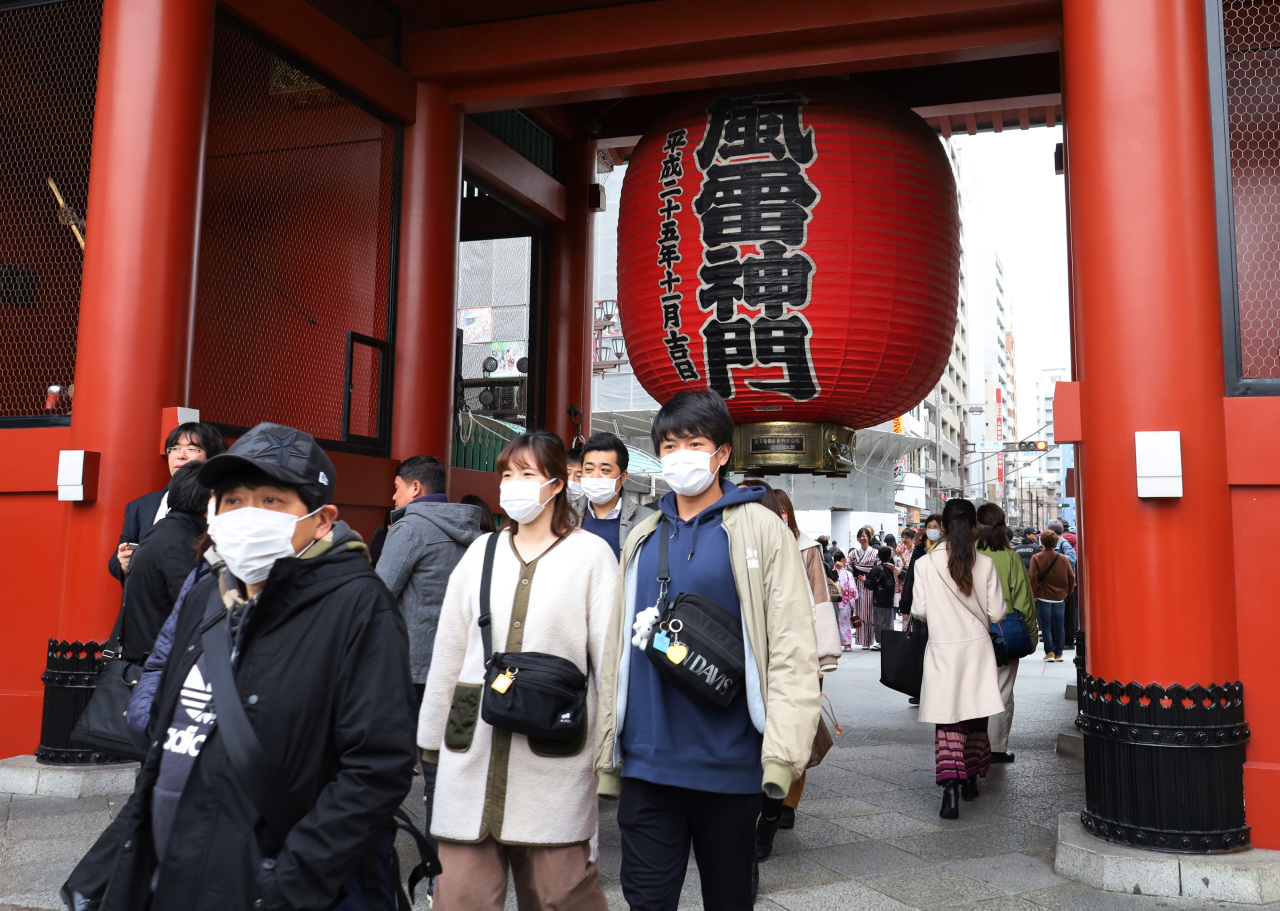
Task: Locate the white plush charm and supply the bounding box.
[631,605,661,649]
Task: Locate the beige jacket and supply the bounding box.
[594,502,821,800]
[799,534,842,668]
[418,529,616,845]
[909,543,1006,725]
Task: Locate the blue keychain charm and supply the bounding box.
[652,631,671,653]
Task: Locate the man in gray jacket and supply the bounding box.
[377,455,482,843]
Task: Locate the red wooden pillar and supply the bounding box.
[1063,0,1248,848]
[393,83,463,463]
[61,0,215,637]
[545,138,595,446]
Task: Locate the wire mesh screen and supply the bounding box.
[456,236,532,423]
[1224,0,1280,379]
[0,0,101,421]
[191,16,399,448]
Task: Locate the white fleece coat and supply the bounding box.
[909,543,1007,725]
[418,529,616,845]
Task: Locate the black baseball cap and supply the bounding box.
[198,422,336,503]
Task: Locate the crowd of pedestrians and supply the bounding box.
[64,401,1081,910]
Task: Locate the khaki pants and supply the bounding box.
[435,838,608,911]
[989,658,1019,753]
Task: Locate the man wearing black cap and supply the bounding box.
[65,423,416,911]
[1014,528,1043,573]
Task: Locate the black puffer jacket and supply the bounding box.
[66,522,416,911]
[119,510,205,663]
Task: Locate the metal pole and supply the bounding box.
[935,387,942,510]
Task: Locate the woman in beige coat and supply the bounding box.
[909,499,1006,820]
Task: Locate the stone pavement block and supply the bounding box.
[0,859,71,896]
[946,851,1065,894]
[770,817,865,855]
[3,813,113,842]
[955,896,1045,911]
[835,810,945,840]
[756,851,850,894]
[860,786,943,814]
[768,878,916,911]
[1053,814,1181,899]
[5,796,115,821]
[806,839,928,879]
[1,836,96,867]
[863,865,1005,909]
[891,824,1023,863]
[0,890,64,911]
[796,796,886,820]
[865,768,942,790]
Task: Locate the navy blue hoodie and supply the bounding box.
[620,481,766,794]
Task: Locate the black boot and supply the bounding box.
[961,777,979,801]
[779,806,796,829]
[756,813,781,861]
[939,781,960,819]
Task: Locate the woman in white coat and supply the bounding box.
[909,498,1006,820]
[419,431,615,910]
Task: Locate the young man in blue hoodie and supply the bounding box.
[593,390,820,910]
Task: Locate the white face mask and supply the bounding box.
[500,478,557,524]
[582,476,621,505]
[567,479,586,509]
[661,446,722,497]
[208,506,322,584]
[926,528,942,542]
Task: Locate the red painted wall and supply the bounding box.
[0,427,73,758]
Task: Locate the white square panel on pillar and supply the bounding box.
[1134,431,1183,498]
[57,450,100,502]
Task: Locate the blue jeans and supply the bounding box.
[1037,599,1066,655]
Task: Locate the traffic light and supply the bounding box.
[1003,440,1050,452]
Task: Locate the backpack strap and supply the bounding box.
[477,532,501,662]
[201,587,307,846]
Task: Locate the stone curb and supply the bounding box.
[1055,812,1280,904]
[0,755,137,799]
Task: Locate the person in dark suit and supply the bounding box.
[109,422,225,583]
[119,463,210,663]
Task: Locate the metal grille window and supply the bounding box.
[1212,0,1280,391]
[0,0,101,424]
[191,16,400,451]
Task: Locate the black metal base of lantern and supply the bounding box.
[1076,671,1250,854]
[36,638,131,766]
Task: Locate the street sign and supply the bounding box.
[973,441,1003,453]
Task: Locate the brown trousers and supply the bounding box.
[434,838,608,911]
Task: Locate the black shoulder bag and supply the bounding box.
[70,598,147,761]
[642,519,746,709]
[478,532,589,742]
[201,591,441,905]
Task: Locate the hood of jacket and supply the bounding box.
[390,501,484,546]
[654,481,765,562]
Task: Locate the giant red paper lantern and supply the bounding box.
[617,83,960,429]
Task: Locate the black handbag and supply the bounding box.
[879,619,928,699]
[478,533,588,742]
[643,520,747,710]
[69,602,146,761]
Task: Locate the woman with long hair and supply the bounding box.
[850,525,879,650]
[750,487,841,859]
[975,503,1038,764]
[419,430,615,910]
[909,499,1006,820]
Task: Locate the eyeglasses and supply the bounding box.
[166,445,204,456]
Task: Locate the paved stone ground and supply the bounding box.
[0,644,1266,910]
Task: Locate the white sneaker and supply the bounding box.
[871,644,882,651]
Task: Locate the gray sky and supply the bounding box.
[955,126,1072,398]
